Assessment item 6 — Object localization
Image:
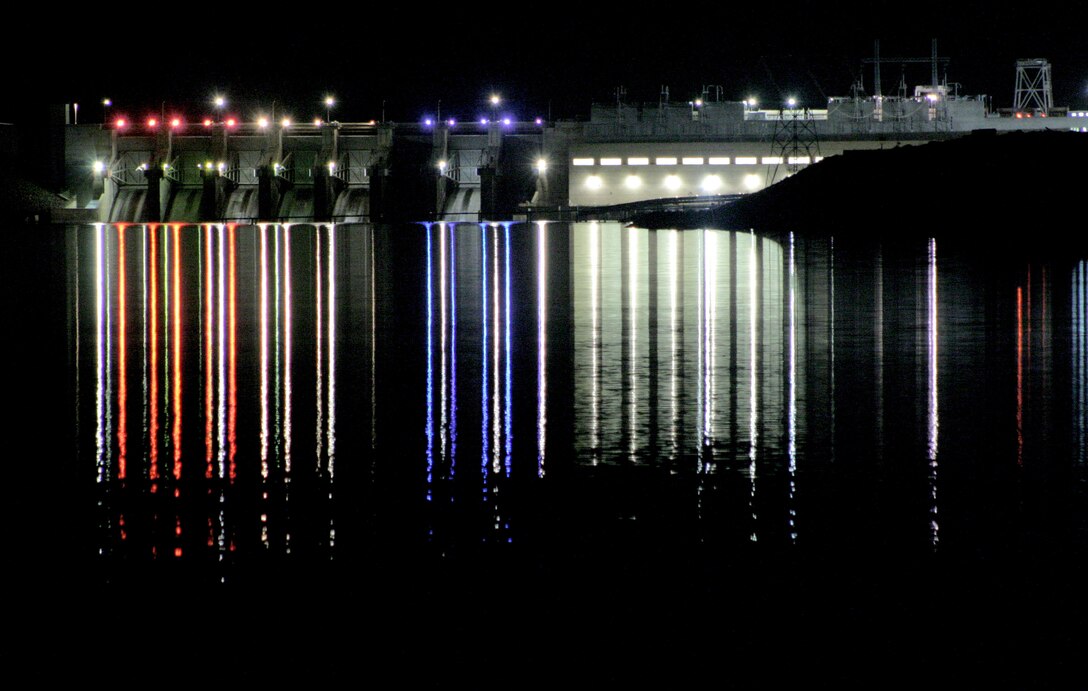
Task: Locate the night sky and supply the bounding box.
[3,2,1084,124]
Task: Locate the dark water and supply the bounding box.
[10,221,1088,682]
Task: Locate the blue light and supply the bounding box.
[481,223,490,484]
[424,118,433,126]
[535,117,543,125]
[504,222,512,476]
[502,117,511,126]
[449,223,458,479]
[447,118,456,127]
[424,222,434,500]
[480,117,488,125]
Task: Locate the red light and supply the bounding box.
[115,118,127,128]
[147,117,158,128]
[1015,112,1023,119]
[170,118,181,128]
[225,117,237,128]
[203,118,213,127]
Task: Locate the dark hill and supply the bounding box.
[633,130,1087,251]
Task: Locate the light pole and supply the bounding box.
[325,95,335,123]
[214,95,226,123]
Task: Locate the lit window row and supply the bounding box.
[583,173,764,191]
[572,155,817,166]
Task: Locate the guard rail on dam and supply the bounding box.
[61,120,563,224]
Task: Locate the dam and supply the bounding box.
[51,58,1087,224]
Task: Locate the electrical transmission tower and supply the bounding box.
[1014,59,1053,115]
[768,108,821,186]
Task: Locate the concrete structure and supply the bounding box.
[567,97,1087,206]
[62,119,548,223]
[55,89,1087,224]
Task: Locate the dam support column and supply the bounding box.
[198,166,236,222]
[314,123,341,222]
[198,125,234,221]
[433,124,450,219]
[256,123,286,221]
[143,166,162,223]
[478,121,502,220]
[258,164,290,221]
[369,124,394,223]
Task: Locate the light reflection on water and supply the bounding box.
[71,221,1088,569]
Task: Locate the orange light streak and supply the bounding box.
[149,225,159,480]
[228,224,237,480]
[117,224,127,480]
[172,224,182,480]
[205,225,214,478]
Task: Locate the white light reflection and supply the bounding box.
[669,230,679,460]
[589,222,600,461]
[283,225,292,474]
[327,223,337,555]
[95,223,106,483]
[749,231,758,542]
[315,226,323,469]
[629,226,638,462]
[537,221,548,477]
[788,232,797,543]
[259,225,269,478]
[927,238,939,548]
[697,230,704,471]
[327,224,337,478]
[426,223,434,499]
[703,230,718,453]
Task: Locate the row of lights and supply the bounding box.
[436,157,549,173]
[110,93,339,130]
[107,93,550,131]
[583,173,763,192]
[113,116,319,130]
[422,116,545,127]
